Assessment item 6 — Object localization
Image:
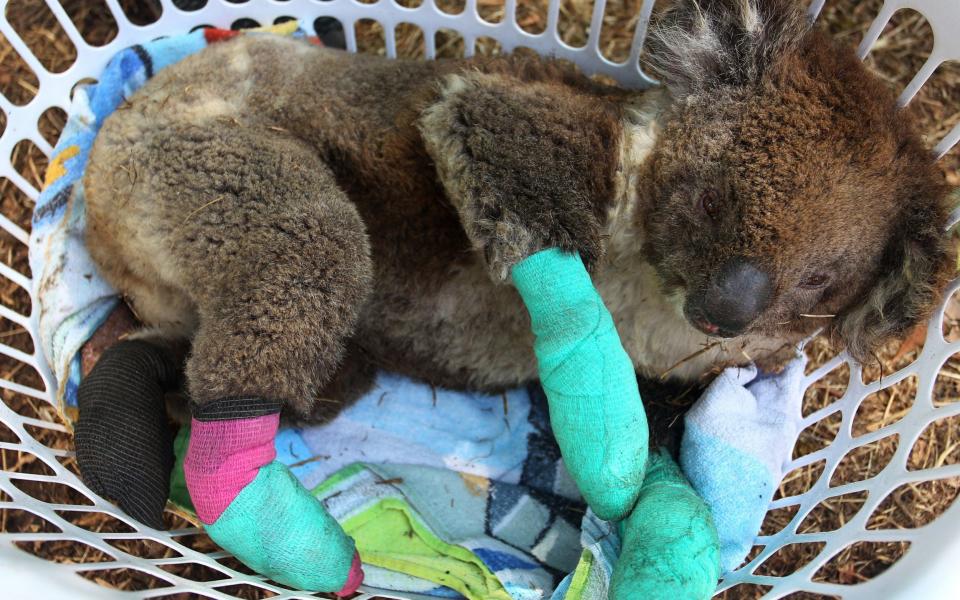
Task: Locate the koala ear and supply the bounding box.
[644,0,812,95]
[835,198,955,364]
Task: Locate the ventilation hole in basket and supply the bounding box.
[172,0,208,11]
[516,0,547,34]
[802,362,849,418]
[11,136,46,192]
[355,19,386,56]
[0,489,10,501]
[395,0,422,7]
[5,0,77,73]
[213,582,278,598]
[797,490,867,533]
[859,336,925,388]
[158,561,230,583]
[852,376,916,436]
[16,538,114,564]
[10,477,94,506]
[435,28,465,59]
[477,0,504,24]
[37,106,67,147]
[802,336,843,374]
[793,411,841,459]
[0,419,17,442]
[475,36,503,58]
[943,288,960,343]
[557,0,591,48]
[1,448,56,476]
[393,23,424,59]
[0,31,40,106]
[909,413,960,470]
[718,583,772,598]
[812,540,909,585]
[0,108,6,138]
[6,386,64,423]
[0,507,62,532]
[189,23,214,34]
[54,454,80,478]
[759,504,798,536]
[116,0,163,26]
[867,478,960,530]
[597,0,638,63]
[915,62,960,150]
[780,594,841,600]
[79,567,174,591]
[58,0,118,46]
[107,538,182,560]
[216,554,258,577]
[56,509,137,533]
[152,594,219,600]
[0,312,35,355]
[436,0,465,16]
[753,541,826,577]
[23,423,73,452]
[171,530,219,553]
[230,18,260,31]
[313,17,345,51]
[273,16,296,26]
[830,434,899,487]
[860,9,933,93]
[776,459,825,500]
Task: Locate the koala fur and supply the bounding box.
[82,0,953,421]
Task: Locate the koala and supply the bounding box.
[77,0,951,533]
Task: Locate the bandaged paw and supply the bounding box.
[610,449,720,600]
[680,354,807,573]
[511,248,648,521]
[184,397,362,593]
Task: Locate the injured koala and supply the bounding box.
[74,0,953,593]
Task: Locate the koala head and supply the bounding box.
[638,0,954,362]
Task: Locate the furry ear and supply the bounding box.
[644,0,812,94]
[835,199,955,363]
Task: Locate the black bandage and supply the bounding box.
[75,340,180,529]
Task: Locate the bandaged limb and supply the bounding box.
[511,248,648,521]
[76,339,179,529]
[184,397,362,593]
[610,449,720,600]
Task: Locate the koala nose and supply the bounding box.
[699,258,772,336]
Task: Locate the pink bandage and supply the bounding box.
[183,413,279,524]
[336,552,364,597]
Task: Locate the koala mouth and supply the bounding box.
[688,312,740,339]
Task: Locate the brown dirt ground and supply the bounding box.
[1,1,958,598]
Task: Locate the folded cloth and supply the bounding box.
[31,23,808,599]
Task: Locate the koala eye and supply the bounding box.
[699,189,721,220]
[800,273,830,289]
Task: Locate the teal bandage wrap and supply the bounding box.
[610,449,721,600]
[206,461,356,591]
[511,248,648,521]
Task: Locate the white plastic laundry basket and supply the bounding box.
[1,0,959,598]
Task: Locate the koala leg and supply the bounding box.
[84,124,372,592]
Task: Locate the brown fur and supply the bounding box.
[82,1,953,421]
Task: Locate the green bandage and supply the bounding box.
[511,248,648,521]
[206,461,356,592]
[610,449,720,600]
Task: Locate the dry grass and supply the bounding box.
[1,0,958,598]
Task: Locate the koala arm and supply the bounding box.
[418,71,623,280]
